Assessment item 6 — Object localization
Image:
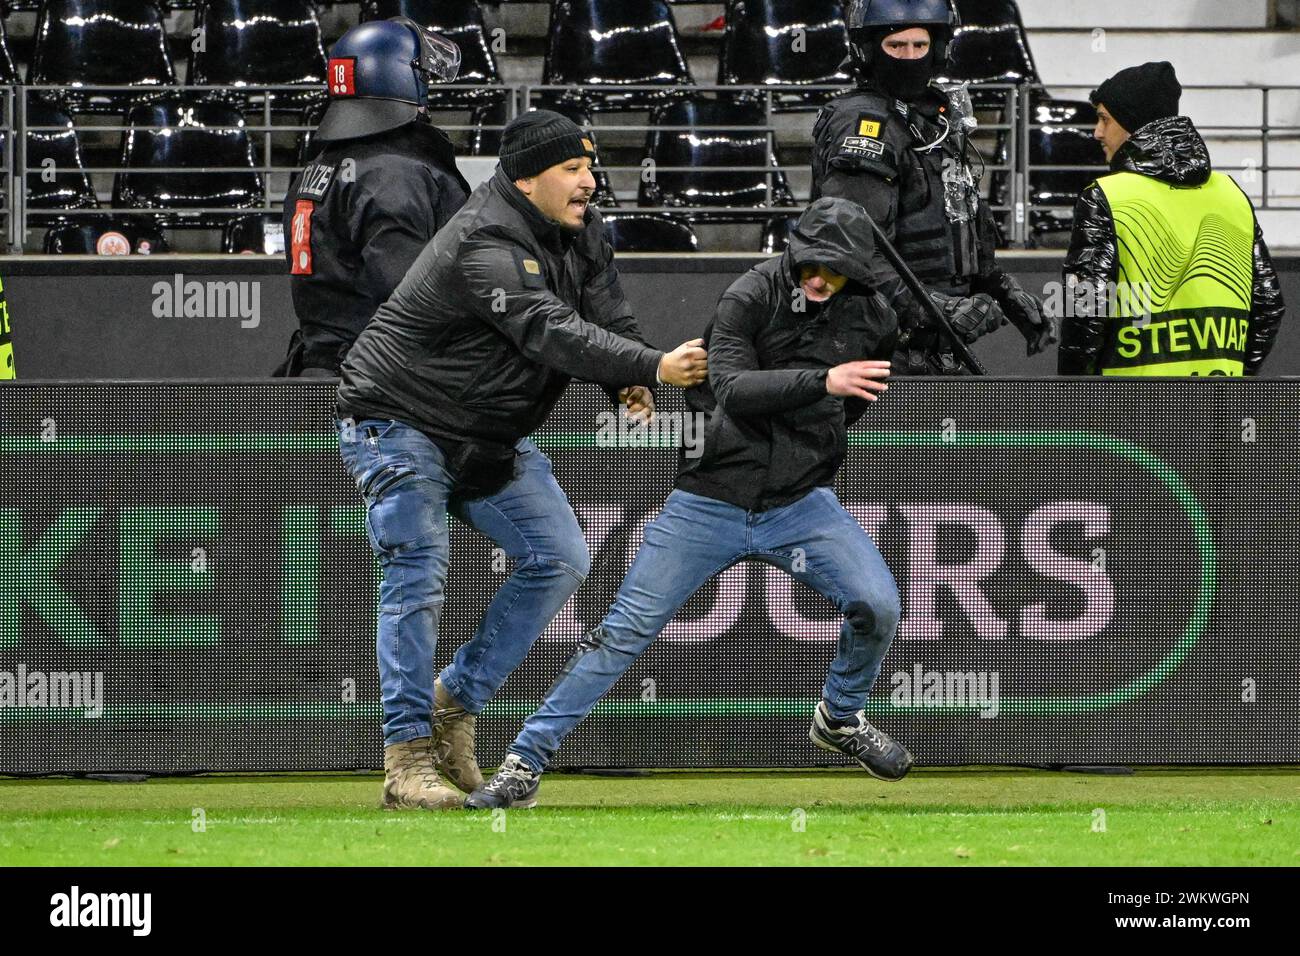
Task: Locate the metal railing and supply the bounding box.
[4,81,1298,253]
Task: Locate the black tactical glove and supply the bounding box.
[927,291,1008,343]
[982,270,1058,356]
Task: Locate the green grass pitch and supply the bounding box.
[1,767,1297,866]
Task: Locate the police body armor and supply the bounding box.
[813,83,988,374]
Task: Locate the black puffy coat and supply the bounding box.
[1060,115,1286,376]
[675,199,899,512]
[337,166,662,454]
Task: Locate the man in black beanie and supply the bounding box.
[335,109,709,811]
[1060,61,1286,376]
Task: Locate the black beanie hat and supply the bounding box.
[499,110,597,180]
[1090,61,1182,134]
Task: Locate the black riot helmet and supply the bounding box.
[314,17,461,144]
[846,0,960,70]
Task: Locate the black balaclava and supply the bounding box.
[865,25,938,101]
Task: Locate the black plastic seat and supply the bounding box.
[24,102,98,220]
[362,0,510,154]
[113,97,265,227]
[1024,95,1106,236]
[544,0,693,112]
[0,15,18,85]
[601,213,698,252]
[189,0,329,112]
[718,0,851,111]
[638,95,796,221]
[27,0,177,114]
[223,212,284,254]
[42,217,168,254]
[946,0,1035,96]
[361,1,502,105]
[760,213,798,253]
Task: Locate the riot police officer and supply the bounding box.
[276,18,472,377]
[812,0,1056,374]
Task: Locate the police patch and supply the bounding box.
[840,136,886,158]
[856,115,883,138]
[298,161,335,200]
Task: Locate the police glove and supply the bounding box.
[928,291,1007,343]
[987,270,1058,356]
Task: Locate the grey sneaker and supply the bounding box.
[382,738,463,810]
[809,702,913,781]
[463,754,541,810]
[432,678,484,793]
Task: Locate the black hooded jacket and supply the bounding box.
[1060,115,1286,375]
[337,166,662,455]
[675,199,899,511]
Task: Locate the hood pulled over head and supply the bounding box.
[783,197,878,289]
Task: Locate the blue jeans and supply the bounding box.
[338,419,590,745]
[510,487,902,771]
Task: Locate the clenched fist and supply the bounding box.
[619,386,655,423]
[658,338,708,387]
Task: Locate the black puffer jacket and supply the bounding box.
[675,198,898,511]
[337,166,662,452]
[1060,115,1286,375]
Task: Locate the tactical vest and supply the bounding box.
[894,105,982,293]
[1095,171,1255,376]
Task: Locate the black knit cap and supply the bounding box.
[1090,61,1182,134]
[500,109,597,180]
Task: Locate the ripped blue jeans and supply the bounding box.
[338,419,590,745]
[509,487,902,771]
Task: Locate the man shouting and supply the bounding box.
[336,110,708,810]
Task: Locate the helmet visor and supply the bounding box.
[390,17,461,84]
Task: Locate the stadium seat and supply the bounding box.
[544,0,694,112]
[638,95,796,221]
[189,0,330,112]
[42,217,169,254]
[27,0,178,113]
[361,1,511,154]
[360,1,503,105]
[945,0,1036,106]
[223,212,285,254]
[1022,94,1106,238]
[718,0,852,110]
[0,16,17,85]
[601,213,698,252]
[24,102,99,220]
[113,97,265,227]
[760,213,797,253]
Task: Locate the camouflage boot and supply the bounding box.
[431,679,484,793]
[382,738,462,810]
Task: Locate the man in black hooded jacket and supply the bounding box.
[1060,61,1285,376]
[467,198,913,810]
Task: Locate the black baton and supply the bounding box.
[864,216,987,376]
